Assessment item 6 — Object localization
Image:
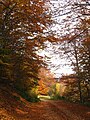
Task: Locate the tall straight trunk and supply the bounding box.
[73,41,83,103]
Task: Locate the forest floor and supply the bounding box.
[0,85,90,120]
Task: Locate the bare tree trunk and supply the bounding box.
[73,41,83,103]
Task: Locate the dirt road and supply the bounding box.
[28,101,90,120]
[0,98,90,120]
[6,100,88,120]
[0,85,90,120]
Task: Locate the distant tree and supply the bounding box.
[38,67,55,95]
[60,74,80,102]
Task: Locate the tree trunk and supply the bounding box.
[73,41,83,103]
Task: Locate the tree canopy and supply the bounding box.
[0,0,54,102]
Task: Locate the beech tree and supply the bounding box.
[49,0,90,103]
[0,0,54,101]
[38,67,55,95]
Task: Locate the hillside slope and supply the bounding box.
[0,84,32,120]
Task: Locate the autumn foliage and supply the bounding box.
[0,0,53,101]
[38,67,55,95]
[0,0,90,104]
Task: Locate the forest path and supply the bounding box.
[23,100,90,120]
[0,88,90,120]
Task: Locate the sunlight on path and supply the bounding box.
[38,95,51,101]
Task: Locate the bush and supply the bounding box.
[14,86,40,102]
[51,94,65,100]
[83,102,90,107]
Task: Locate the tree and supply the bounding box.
[68,0,90,103]
[76,40,90,103]
[0,0,14,84]
[60,74,80,102]
[38,67,55,95]
[0,0,54,101]
[49,0,90,103]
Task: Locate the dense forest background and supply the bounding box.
[0,0,90,105]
